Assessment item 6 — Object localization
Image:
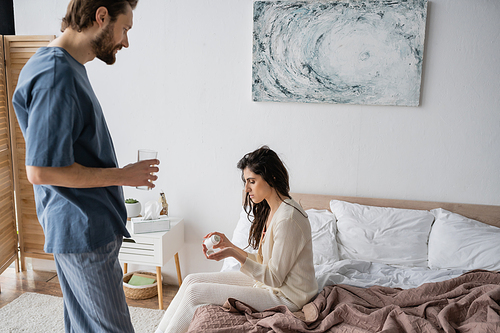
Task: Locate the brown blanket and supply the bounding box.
[187,270,500,332]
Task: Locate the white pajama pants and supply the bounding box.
[155,271,299,333]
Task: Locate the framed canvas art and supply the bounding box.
[252,0,428,106]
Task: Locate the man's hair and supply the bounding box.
[61,0,138,32]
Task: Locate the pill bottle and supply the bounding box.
[204,234,221,255]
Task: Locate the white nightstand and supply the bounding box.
[119,217,184,309]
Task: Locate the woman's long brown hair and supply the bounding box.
[237,146,292,249]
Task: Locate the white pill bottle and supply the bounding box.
[204,234,221,255]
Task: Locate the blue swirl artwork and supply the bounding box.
[252,0,428,106]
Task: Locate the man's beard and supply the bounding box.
[91,22,121,65]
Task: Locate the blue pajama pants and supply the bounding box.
[53,236,134,333]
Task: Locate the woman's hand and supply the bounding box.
[203,246,235,261]
[202,232,232,260]
[202,232,248,264]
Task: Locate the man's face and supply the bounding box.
[91,5,133,65]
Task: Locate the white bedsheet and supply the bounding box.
[314,259,468,292]
[222,258,467,293]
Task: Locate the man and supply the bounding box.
[13,1,154,332]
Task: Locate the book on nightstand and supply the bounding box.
[128,273,156,286]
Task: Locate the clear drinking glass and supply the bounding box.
[137,149,158,190]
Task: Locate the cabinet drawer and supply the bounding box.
[119,236,161,265]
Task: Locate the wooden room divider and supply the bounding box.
[0,35,18,278]
[0,35,55,278]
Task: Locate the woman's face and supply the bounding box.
[243,168,273,204]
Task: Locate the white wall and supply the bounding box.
[14,0,500,284]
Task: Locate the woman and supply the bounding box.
[155,146,318,333]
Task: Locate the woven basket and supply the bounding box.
[123,271,162,300]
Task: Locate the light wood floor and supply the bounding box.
[0,266,179,310]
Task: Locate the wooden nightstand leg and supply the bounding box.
[123,263,128,274]
[156,266,163,310]
[174,252,182,286]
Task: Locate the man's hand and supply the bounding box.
[121,159,160,189]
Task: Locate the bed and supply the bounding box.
[187,193,500,332]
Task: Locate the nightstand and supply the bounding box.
[119,217,184,309]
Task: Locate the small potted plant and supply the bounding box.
[125,198,141,218]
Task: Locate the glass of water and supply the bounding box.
[137,149,158,190]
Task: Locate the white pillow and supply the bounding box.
[428,208,500,271]
[306,209,339,264]
[330,200,434,267]
[220,208,256,272]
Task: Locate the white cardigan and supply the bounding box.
[240,198,318,308]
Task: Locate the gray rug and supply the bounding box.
[0,292,165,332]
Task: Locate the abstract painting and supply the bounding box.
[252,0,428,106]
